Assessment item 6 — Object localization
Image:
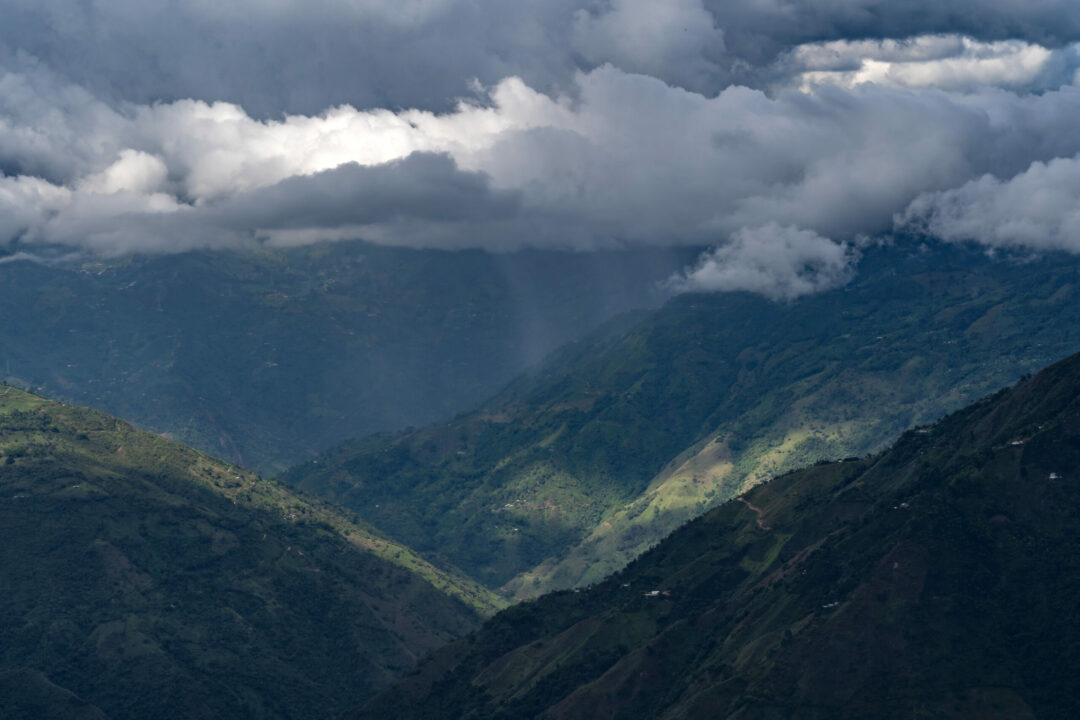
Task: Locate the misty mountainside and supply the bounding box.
[287,244,1080,597]
[353,349,1080,720]
[0,385,503,720]
[0,241,693,474]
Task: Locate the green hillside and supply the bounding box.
[0,386,502,720]
[287,245,1080,596]
[0,242,690,473]
[353,350,1080,720]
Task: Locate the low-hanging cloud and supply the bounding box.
[897,154,1080,252]
[667,224,858,300]
[0,152,526,255]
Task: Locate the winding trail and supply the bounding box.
[736,496,771,531]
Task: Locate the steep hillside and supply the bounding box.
[0,242,691,472]
[0,386,502,720]
[287,245,1080,596]
[354,350,1080,720]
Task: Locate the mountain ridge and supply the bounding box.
[287,244,1080,597]
[0,384,501,720]
[0,241,693,473]
[352,348,1080,719]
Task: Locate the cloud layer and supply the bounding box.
[2,0,1080,297]
[4,60,1080,255]
[3,0,1079,113]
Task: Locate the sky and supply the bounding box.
[1,0,1080,296]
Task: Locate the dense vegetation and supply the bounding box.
[287,244,1080,596]
[354,349,1080,720]
[0,386,502,720]
[0,241,691,473]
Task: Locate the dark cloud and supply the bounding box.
[214,153,523,241]
[2,0,1080,114]
[706,0,1080,70]
[0,0,582,115]
[0,152,525,255]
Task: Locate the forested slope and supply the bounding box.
[289,245,1080,596]
[0,386,501,720]
[355,349,1080,720]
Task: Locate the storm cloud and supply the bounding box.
[2,0,1079,113]
[2,0,1080,296]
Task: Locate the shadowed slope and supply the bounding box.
[0,386,501,720]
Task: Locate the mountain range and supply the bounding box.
[0,242,692,473]
[354,346,1080,719]
[286,244,1080,598]
[5,241,1080,720]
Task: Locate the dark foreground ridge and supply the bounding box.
[0,386,500,720]
[354,351,1080,720]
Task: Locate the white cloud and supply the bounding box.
[0,173,69,243]
[78,149,168,195]
[784,35,1077,92]
[3,11,1080,303]
[5,62,1080,262]
[898,155,1080,252]
[667,224,857,300]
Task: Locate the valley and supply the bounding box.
[286,245,1080,598]
[0,242,692,474]
[5,245,1080,718]
[353,348,1080,719]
